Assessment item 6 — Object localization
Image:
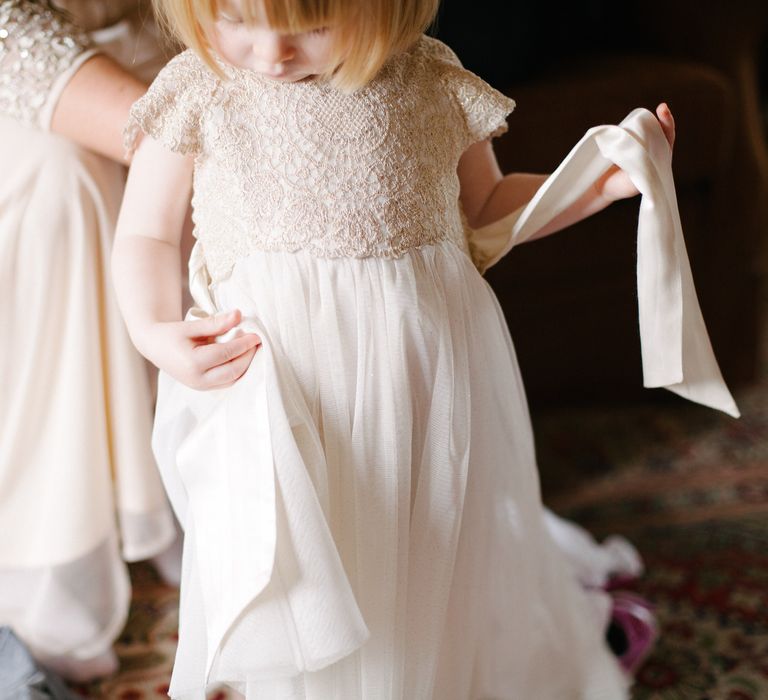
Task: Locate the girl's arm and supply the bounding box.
[458,103,676,241]
[112,136,261,390]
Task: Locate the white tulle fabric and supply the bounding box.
[153,240,630,699]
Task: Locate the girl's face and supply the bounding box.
[210,0,338,82]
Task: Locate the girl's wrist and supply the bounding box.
[594,164,639,203]
[592,175,618,205]
[130,319,172,364]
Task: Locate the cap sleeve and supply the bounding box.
[423,37,516,149]
[124,49,216,157]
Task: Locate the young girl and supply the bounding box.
[112,0,734,697]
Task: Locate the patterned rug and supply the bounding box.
[69,342,768,699]
[619,516,768,700]
[536,339,768,699]
[539,385,768,536]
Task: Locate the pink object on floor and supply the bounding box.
[608,590,659,676]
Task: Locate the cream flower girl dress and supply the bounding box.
[126,31,735,700]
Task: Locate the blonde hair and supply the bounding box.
[152,0,440,92]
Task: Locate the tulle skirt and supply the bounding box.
[0,116,176,665]
[154,237,631,699]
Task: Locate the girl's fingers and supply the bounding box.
[193,333,261,371]
[657,102,675,148]
[184,310,242,339]
[201,345,259,388]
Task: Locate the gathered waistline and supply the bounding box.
[198,232,473,287]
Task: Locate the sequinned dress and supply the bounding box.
[126,36,631,700]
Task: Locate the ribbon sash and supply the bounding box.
[470,107,740,418]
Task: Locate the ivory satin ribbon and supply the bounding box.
[469,107,740,418]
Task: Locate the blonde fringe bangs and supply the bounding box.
[151,0,440,91]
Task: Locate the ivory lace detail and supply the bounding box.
[0,0,91,127]
[125,35,516,282]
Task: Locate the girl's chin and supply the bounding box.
[267,73,303,82]
[260,71,314,83]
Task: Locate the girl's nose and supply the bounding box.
[252,32,295,67]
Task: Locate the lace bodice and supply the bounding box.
[125,36,516,281]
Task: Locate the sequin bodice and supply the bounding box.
[0,1,91,127]
[125,36,516,282]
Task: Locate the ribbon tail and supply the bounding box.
[595,109,740,418]
[468,107,739,418]
[669,252,741,417]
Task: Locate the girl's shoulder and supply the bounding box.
[155,48,217,81]
[144,48,221,107]
[408,35,517,150]
[124,49,220,158]
[409,34,464,68]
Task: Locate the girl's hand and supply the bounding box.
[139,309,261,390]
[594,102,676,202]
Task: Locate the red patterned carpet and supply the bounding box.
[621,516,768,699]
[69,339,768,700]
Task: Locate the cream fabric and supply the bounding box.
[0,113,174,566]
[467,107,740,418]
[141,35,631,700]
[0,9,176,663]
[0,0,171,131]
[0,534,130,662]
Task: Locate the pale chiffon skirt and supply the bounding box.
[154,238,632,699]
[0,116,176,665]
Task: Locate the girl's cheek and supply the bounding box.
[212,35,248,67]
[307,42,334,70]
[211,27,242,55]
